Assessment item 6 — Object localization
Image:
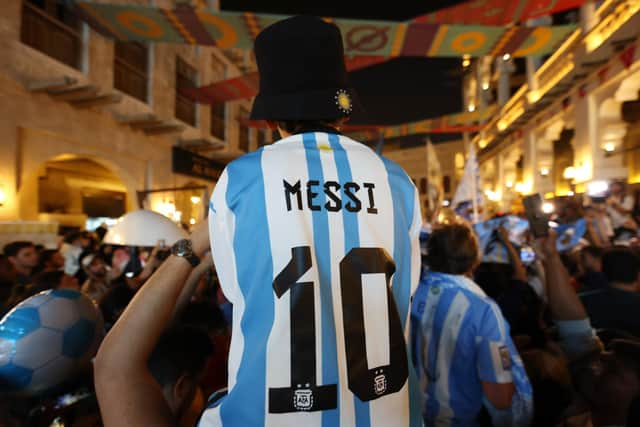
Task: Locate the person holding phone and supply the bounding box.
[607,181,637,239]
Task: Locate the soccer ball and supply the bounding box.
[0,289,104,396]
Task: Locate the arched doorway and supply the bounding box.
[20,155,131,232]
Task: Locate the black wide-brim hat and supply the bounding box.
[250,15,361,121]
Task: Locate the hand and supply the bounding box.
[190,220,210,256]
[535,229,558,259]
[585,216,595,228]
[606,197,617,207]
[497,225,510,243]
[146,243,163,268]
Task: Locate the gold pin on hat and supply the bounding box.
[335,89,352,114]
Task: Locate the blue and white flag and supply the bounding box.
[473,216,530,264]
[553,218,587,252]
[451,144,482,218]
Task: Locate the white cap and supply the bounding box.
[103,210,188,247]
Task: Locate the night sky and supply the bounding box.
[221,0,469,142]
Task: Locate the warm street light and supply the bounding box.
[563,166,576,180]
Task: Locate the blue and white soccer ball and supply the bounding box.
[0,289,104,396]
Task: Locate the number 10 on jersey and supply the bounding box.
[268,246,409,413]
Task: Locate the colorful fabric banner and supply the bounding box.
[77,2,576,58]
[414,0,586,26]
[345,105,498,140]
[180,55,387,105]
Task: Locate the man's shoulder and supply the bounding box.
[419,274,495,314]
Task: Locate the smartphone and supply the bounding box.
[523,194,549,238]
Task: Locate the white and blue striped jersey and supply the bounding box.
[410,271,533,427]
[202,131,423,427]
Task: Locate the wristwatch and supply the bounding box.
[170,239,200,267]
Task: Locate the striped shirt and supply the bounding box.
[410,271,533,427]
[201,131,423,427]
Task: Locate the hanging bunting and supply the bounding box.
[237,105,496,138]
[343,105,497,140]
[413,0,587,26]
[77,2,576,58]
[180,55,387,104]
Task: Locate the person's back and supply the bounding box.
[412,271,532,426]
[580,247,640,338]
[410,224,532,427]
[581,287,640,338]
[202,15,421,427]
[204,131,421,426]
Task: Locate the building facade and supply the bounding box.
[467,0,640,211]
[0,0,269,227]
[383,139,466,219]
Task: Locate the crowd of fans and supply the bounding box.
[0,227,231,426]
[1,181,639,426]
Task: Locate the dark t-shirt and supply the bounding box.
[577,271,608,292]
[580,287,640,338]
[15,273,31,286]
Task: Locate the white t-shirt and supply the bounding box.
[607,194,634,229]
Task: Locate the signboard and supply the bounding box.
[172,146,224,181]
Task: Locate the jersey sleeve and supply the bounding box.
[476,302,514,384]
[208,167,240,304]
[409,184,422,298]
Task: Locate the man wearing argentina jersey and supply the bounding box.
[410,224,533,427]
[200,15,422,427]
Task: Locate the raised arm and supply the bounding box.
[535,230,601,360]
[94,221,210,427]
[497,226,528,283]
[536,230,586,321]
[172,252,214,319]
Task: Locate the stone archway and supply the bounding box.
[18,153,137,225]
[16,127,142,222]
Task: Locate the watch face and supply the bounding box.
[172,239,191,257]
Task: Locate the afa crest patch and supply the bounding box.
[499,345,511,371]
